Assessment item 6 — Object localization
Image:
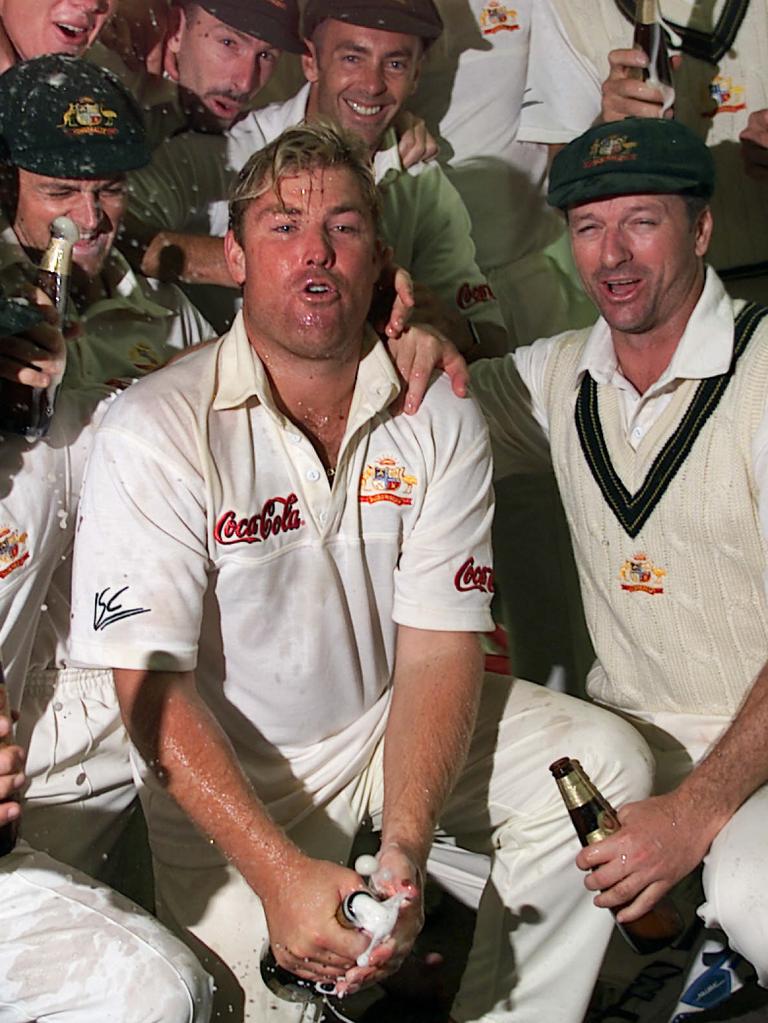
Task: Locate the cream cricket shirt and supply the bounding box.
[69,317,494,833]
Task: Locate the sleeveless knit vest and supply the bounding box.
[544,302,768,714]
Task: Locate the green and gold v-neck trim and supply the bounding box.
[575,302,767,539]
[615,0,751,63]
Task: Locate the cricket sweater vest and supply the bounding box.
[544,302,768,714]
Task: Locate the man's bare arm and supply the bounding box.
[115,668,369,979]
[132,230,234,288]
[578,659,768,921]
[341,628,484,992]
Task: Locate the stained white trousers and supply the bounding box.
[0,842,212,1023]
[146,675,654,1023]
[621,708,768,987]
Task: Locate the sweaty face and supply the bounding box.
[0,0,115,59]
[168,6,280,131]
[568,193,712,341]
[13,169,126,279]
[303,21,422,154]
[225,166,381,365]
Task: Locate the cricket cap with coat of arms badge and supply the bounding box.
[547,117,715,211]
[176,0,304,54]
[0,54,150,179]
[302,0,443,45]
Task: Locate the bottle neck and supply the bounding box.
[636,0,659,25]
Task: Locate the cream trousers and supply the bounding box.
[146,675,654,1023]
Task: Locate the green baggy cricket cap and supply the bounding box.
[179,0,304,54]
[0,55,150,179]
[547,117,715,210]
[302,0,443,44]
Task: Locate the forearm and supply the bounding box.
[676,658,768,839]
[380,628,484,869]
[115,668,301,895]
[139,233,234,287]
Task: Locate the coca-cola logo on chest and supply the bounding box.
[214,494,303,546]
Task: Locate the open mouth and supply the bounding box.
[55,21,91,44]
[302,279,338,300]
[602,277,642,299]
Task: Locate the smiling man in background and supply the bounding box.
[0,0,114,72]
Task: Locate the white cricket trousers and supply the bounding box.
[620,707,768,987]
[146,675,654,1023]
[0,842,213,1022]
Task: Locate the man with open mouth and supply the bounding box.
[0,0,114,74]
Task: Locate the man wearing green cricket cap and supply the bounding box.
[402,114,768,1001]
[0,58,215,1011]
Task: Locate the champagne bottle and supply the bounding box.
[550,756,684,955]
[0,215,78,439]
[634,0,673,91]
[0,662,17,857]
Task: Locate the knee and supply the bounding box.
[702,863,768,985]
[570,705,655,810]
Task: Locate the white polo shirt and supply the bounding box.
[69,316,494,834]
[128,83,504,330]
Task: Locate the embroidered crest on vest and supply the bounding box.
[619,552,666,594]
[575,302,768,539]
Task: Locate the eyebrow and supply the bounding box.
[332,40,416,60]
[255,202,368,220]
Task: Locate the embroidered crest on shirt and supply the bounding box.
[584,135,639,169]
[455,557,494,594]
[456,281,496,311]
[704,75,746,117]
[359,457,417,506]
[0,525,29,579]
[479,1,519,34]
[619,553,666,595]
[59,96,120,137]
[128,342,162,374]
[214,494,303,545]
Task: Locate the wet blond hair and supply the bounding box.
[228,121,381,243]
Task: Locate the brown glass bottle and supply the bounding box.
[634,0,673,88]
[0,215,78,439]
[550,756,684,955]
[0,663,17,857]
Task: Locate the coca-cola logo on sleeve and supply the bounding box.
[214,494,303,546]
[454,557,494,594]
[456,281,496,311]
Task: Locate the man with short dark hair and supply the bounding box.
[0,53,213,1023]
[0,53,213,884]
[70,120,652,1023]
[93,0,305,146]
[125,0,509,351]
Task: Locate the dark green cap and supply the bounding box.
[179,0,305,54]
[303,0,443,44]
[0,55,150,179]
[547,117,715,210]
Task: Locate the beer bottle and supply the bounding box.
[0,215,78,439]
[0,662,17,857]
[550,756,684,954]
[634,0,673,91]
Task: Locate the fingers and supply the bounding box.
[0,744,26,803]
[384,268,415,340]
[603,48,669,121]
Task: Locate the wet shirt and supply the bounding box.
[69,317,494,825]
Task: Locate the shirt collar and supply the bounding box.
[213,312,401,424]
[577,266,734,390]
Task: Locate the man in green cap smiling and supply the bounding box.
[0,56,214,991]
[404,114,768,1000]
